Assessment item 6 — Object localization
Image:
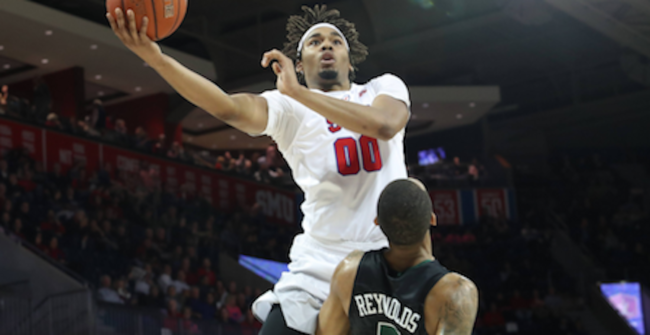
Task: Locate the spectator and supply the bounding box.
[0,85,8,114]
[168,141,188,161]
[544,287,563,310]
[33,233,49,253]
[12,218,25,240]
[158,264,174,292]
[46,237,65,262]
[241,309,263,334]
[112,119,128,144]
[97,275,123,304]
[140,285,165,308]
[224,295,243,323]
[45,113,64,130]
[152,134,166,156]
[115,278,132,303]
[90,99,106,131]
[196,292,217,320]
[181,306,199,333]
[134,272,153,296]
[166,285,179,303]
[172,270,190,294]
[0,160,9,183]
[196,258,217,286]
[78,120,101,137]
[186,286,203,315]
[132,127,150,150]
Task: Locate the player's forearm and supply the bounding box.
[290,87,399,141]
[151,54,239,120]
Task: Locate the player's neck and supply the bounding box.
[383,244,434,273]
[306,78,351,92]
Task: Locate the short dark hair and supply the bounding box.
[283,5,368,84]
[377,179,432,246]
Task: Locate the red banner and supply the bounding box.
[100,144,297,226]
[475,189,509,219]
[429,190,462,225]
[44,132,100,172]
[0,119,44,161]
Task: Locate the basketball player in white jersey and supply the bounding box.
[107,5,410,334]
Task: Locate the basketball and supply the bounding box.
[106,0,187,41]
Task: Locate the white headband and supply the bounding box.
[297,23,350,53]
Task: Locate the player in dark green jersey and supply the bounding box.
[316,178,478,335]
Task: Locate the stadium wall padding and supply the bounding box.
[0,232,84,305]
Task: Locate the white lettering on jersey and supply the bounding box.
[353,293,421,334]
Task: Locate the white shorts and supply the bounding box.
[252,233,388,334]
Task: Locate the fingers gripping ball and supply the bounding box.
[106,0,187,41]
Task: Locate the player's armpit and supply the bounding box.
[426,273,478,335]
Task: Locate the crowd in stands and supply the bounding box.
[409,156,499,188]
[436,208,588,335]
[0,147,300,333]
[547,152,650,287]
[0,82,295,190]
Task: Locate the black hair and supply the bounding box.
[282,4,368,84]
[377,179,432,246]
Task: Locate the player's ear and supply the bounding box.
[430,212,437,227]
[295,61,303,74]
[374,217,379,226]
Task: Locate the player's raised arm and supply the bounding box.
[425,273,479,335]
[316,250,364,335]
[106,9,268,135]
[262,49,409,141]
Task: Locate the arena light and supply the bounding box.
[98,91,105,96]
[456,114,463,119]
[0,45,4,51]
[3,64,10,70]
[197,123,203,128]
[45,30,53,36]
[90,44,98,50]
[135,86,142,92]
[469,102,476,108]
[187,137,193,142]
[95,74,102,80]
[212,144,217,149]
[41,59,49,64]
[230,135,237,140]
[143,62,149,67]
[422,103,429,108]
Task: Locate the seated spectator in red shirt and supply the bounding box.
[17,171,37,192]
[163,299,182,331]
[180,307,199,333]
[225,295,243,323]
[482,303,506,328]
[40,210,66,236]
[195,258,216,286]
[34,233,49,254]
[47,237,65,262]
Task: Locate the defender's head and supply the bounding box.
[283,5,368,89]
[376,178,436,246]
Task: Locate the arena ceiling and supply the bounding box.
[2,0,649,150]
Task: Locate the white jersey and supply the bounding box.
[259,73,410,244]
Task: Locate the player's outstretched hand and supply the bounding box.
[107,8,163,67]
[262,49,303,98]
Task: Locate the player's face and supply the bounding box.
[297,26,352,87]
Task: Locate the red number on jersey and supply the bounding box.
[359,136,383,172]
[334,138,360,175]
[334,136,383,176]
